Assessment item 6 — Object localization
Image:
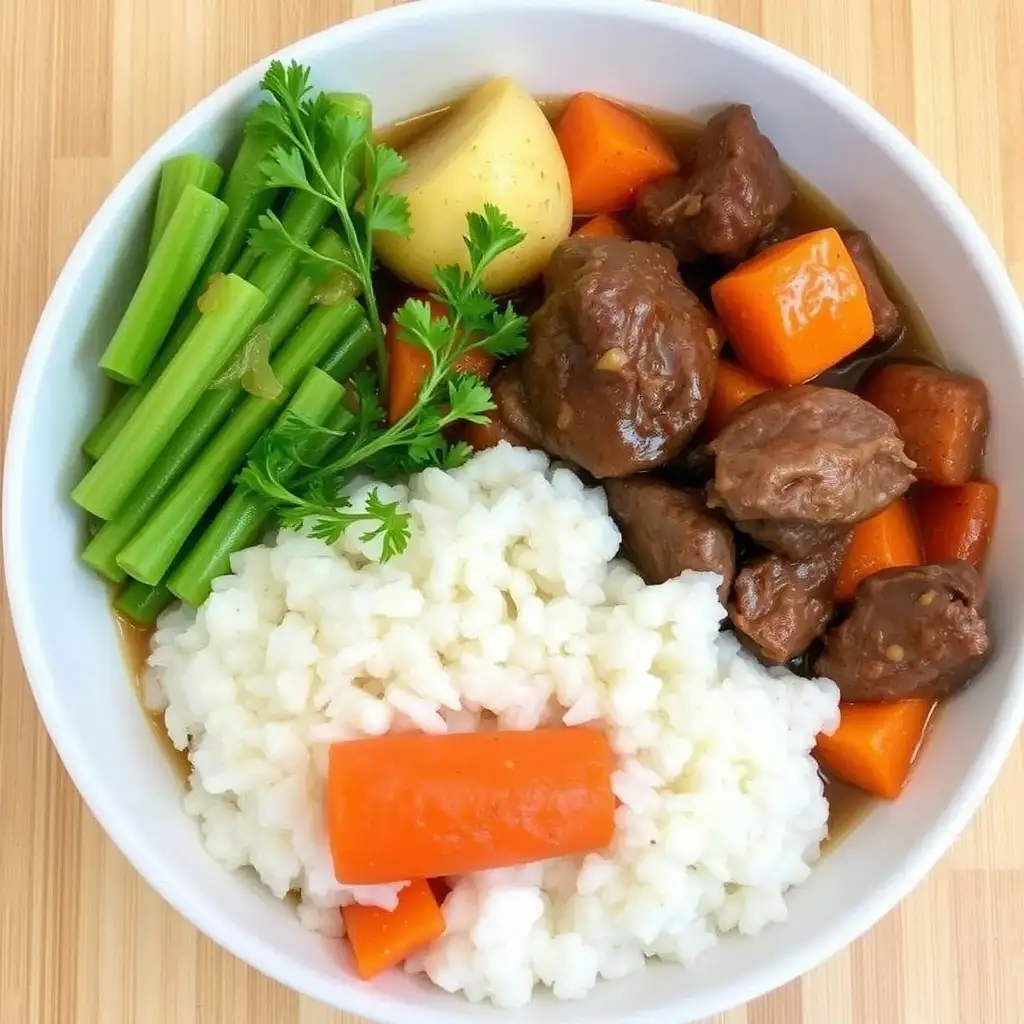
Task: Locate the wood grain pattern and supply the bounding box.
[1,1,1022,1021]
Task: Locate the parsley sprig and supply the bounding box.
[237,93,530,559]
[245,60,411,382]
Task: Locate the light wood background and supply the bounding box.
[2,1,1024,1022]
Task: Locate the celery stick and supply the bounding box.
[99,185,228,384]
[81,229,353,582]
[149,154,224,258]
[116,299,361,585]
[168,369,346,606]
[73,274,266,520]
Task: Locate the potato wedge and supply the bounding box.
[376,78,572,294]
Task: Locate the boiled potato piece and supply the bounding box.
[376,77,572,294]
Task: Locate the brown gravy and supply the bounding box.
[118,610,191,780]
[127,96,945,842]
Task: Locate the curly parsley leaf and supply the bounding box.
[237,63,529,559]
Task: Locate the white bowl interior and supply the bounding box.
[6,3,1024,1022]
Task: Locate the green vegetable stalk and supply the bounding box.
[116,298,364,585]
[72,273,267,520]
[168,368,347,606]
[243,91,372,306]
[116,579,174,627]
[148,154,224,259]
[83,112,285,460]
[81,229,357,584]
[99,185,228,384]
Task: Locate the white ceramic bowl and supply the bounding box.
[6,1,1024,1021]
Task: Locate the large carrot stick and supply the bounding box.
[327,727,616,885]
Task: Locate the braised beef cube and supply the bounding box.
[734,518,851,560]
[634,105,792,262]
[814,562,990,701]
[728,535,850,664]
[709,385,915,524]
[842,231,901,341]
[605,477,735,601]
[496,237,721,479]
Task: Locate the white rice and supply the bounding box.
[146,443,839,1007]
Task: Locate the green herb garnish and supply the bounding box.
[245,60,411,383]
[238,62,530,559]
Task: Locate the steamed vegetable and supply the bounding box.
[149,154,224,258]
[916,480,997,568]
[815,700,934,799]
[710,228,875,385]
[166,368,349,607]
[81,230,355,583]
[116,297,364,585]
[115,579,174,626]
[702,360,771,438]
[341,879,445,980]
[99,185,229,384]
[386,295,494,423]
[325,727,615,885]
[555,92,680,214]
[72,274,267,519]
[374,77,572,295]
[84,118,285,459]
[834,498,923,603]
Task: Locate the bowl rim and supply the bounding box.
[6,1,1024,1020]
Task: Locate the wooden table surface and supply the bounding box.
[2,1,1024,1021]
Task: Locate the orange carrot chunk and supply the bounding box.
[326,727,616,885]
[815,700,934,800]
[702,361,772,438]
[555,93,680,215]
[386,295,494,423]
[860,363,989,485]
[833,498,923,603]
[916,480,998,568]
[342,878,445,980]
[710,228,875,385]
[573,214,631,240]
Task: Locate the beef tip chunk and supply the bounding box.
[729,535,851,664]
[634,105,792,262]
[842,231,901,341]
[709,385,916,524]
[497,237,721,478]
[489,368,537,442]
[861,362,989,486]
[605,477,735,601]
[815,562,990,701]
[734,517,851,560]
